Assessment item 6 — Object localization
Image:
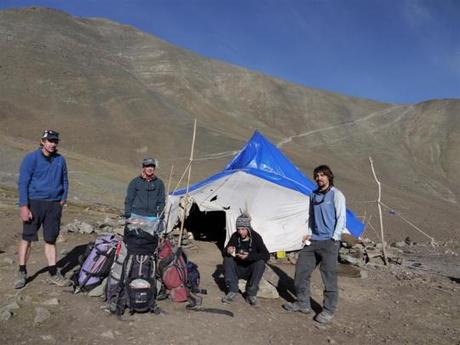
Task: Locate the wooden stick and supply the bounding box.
[178,119,197,247]
[161,164,174,234]
[369,156,388,265]
[166,164,174,197]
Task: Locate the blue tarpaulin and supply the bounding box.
[173,131,365,238]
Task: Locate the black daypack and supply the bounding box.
[110,223,160,315]
[111,253,159,315]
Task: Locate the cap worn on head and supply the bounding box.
[41,129,59,141]
[236,214,251,229]
[142,157,156,167]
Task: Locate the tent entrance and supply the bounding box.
[185,203,227,250]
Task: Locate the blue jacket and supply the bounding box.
[309,186,346,241]
[18,149,69,206]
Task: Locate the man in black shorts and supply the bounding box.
[15,130,71,289]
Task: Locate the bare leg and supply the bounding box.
[18,240,31,266]
[44,242,57,266]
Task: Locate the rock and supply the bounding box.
[1,301,20,312]
[40,335,56,343]
[16,294,32,303]
[101,330,115,339]
[362,238,375,245]
[360,270,369,279]
[391,241,406,248]
[42,298,59,306]
[287,251,298,265]
[341,233,361,247]
[340,254,363,266]
[61,220,79,233]
[112,226,124,235]
[62,220,94,234]
[88,277,108,297]
[262,264,280,287]
[2,257,14,265]
[1,310,12,321]
[56,233,66,243]
[375,242,387,250]
[78,221,94,234]
[34,307,51,324]
[237,278,279,299]
[257,278,279,299]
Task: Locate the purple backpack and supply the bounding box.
[75,234,121,293]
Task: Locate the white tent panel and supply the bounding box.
[166,171,310,252]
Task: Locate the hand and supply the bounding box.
[227,246,236,256]
[236,252,249,260]
[19,206,32,222]
[302,234,311,242]
[60,200,66,207]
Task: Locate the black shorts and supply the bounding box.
[22,200,63,244]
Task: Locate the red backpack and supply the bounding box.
[157,239,189,302]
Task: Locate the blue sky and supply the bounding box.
[1,0,459,104]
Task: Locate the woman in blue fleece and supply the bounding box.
[283,165,346,324]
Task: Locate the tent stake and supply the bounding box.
[369,156,388,265]
[178,119,197,247]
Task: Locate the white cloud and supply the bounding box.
[401,0,434,30]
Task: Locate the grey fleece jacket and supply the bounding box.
[124,175,165,218]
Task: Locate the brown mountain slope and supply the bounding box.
[0,7,458,242]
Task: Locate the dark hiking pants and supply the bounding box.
[294,239,340,313]
[223,256,266,296]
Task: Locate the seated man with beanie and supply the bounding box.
[221,213,270,306]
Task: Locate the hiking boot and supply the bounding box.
[282,302,312,314]
[48,271,72,287]
[315,310,334,324]
[221,291,237,304]
[15,271,27,289]
[246,295,259,306]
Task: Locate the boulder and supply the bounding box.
[238,278,279,299]
[34,307,51,324]
[88,277,108,297]
[42,298,59,306]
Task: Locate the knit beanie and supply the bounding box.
[236,213,251,229]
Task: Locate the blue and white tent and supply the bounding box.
[166,131,365,252]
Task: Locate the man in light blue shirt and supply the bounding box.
[283,165,346,324]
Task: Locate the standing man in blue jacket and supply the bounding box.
[283,165,346,324]
[15,130,71,289]
[124,157,165,220]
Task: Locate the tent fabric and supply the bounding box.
[167,171,310,252]
[167,131,365,252]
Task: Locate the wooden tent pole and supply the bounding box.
[178,119,197,247]
[369,156,388,265]
[166,164,174,197]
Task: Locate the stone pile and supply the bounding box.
[61,216,125,235]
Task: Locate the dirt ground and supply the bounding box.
[0,192,459,345]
